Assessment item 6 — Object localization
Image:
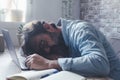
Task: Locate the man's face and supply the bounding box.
[31,33,56,53]
[30,22,60,54]
[29,22,69,59]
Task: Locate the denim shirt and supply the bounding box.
[57,18,120,80]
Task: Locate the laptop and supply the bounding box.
[1,28,29,70]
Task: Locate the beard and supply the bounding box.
[48,24,69,59]
[35,32,69,60]
[34,43,69,60]
[49,44,69,59]
[49,23,60,44]
[49,32,60,44]
[47,32,69,59]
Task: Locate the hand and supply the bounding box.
[25,54,61,70]
[25,54,49,70]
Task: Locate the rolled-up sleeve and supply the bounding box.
[58,23,110,77]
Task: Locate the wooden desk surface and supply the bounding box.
[0,49,21,80]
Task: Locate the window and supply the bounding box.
[0,0,26,22]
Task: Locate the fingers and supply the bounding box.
[25,53,49,70]
[25,54,38,69]
[25,58,31,69]
[25,55,33,69]
[26,60,31,69]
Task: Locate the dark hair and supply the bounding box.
[22,21,69,59]
[22,21,48,56]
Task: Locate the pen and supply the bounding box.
[41,70,59,78]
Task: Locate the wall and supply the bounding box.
[80,0,120,56]
[80,0,120,36]
[0,0,80,47]
[26,0,62,23]
[27,0,80,23]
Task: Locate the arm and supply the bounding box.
[58,23,110,77]
[25,23,110,77]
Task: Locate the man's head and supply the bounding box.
[22,21,69,59]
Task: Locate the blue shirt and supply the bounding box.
[57,18,120,80]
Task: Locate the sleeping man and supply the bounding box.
[22,18,120,80]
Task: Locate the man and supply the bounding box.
[22,18,120,80]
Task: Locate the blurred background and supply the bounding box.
[0,0,120,57]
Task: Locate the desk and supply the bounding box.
[0,49,21,80]
[0,49,112,80]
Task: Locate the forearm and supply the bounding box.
[58,55,110,77]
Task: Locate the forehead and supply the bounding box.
[32,34,50,41]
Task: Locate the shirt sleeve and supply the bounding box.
[58,22,110,77]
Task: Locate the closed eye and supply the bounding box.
[39,40,48,48]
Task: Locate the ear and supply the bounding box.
[43,23,56,32]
